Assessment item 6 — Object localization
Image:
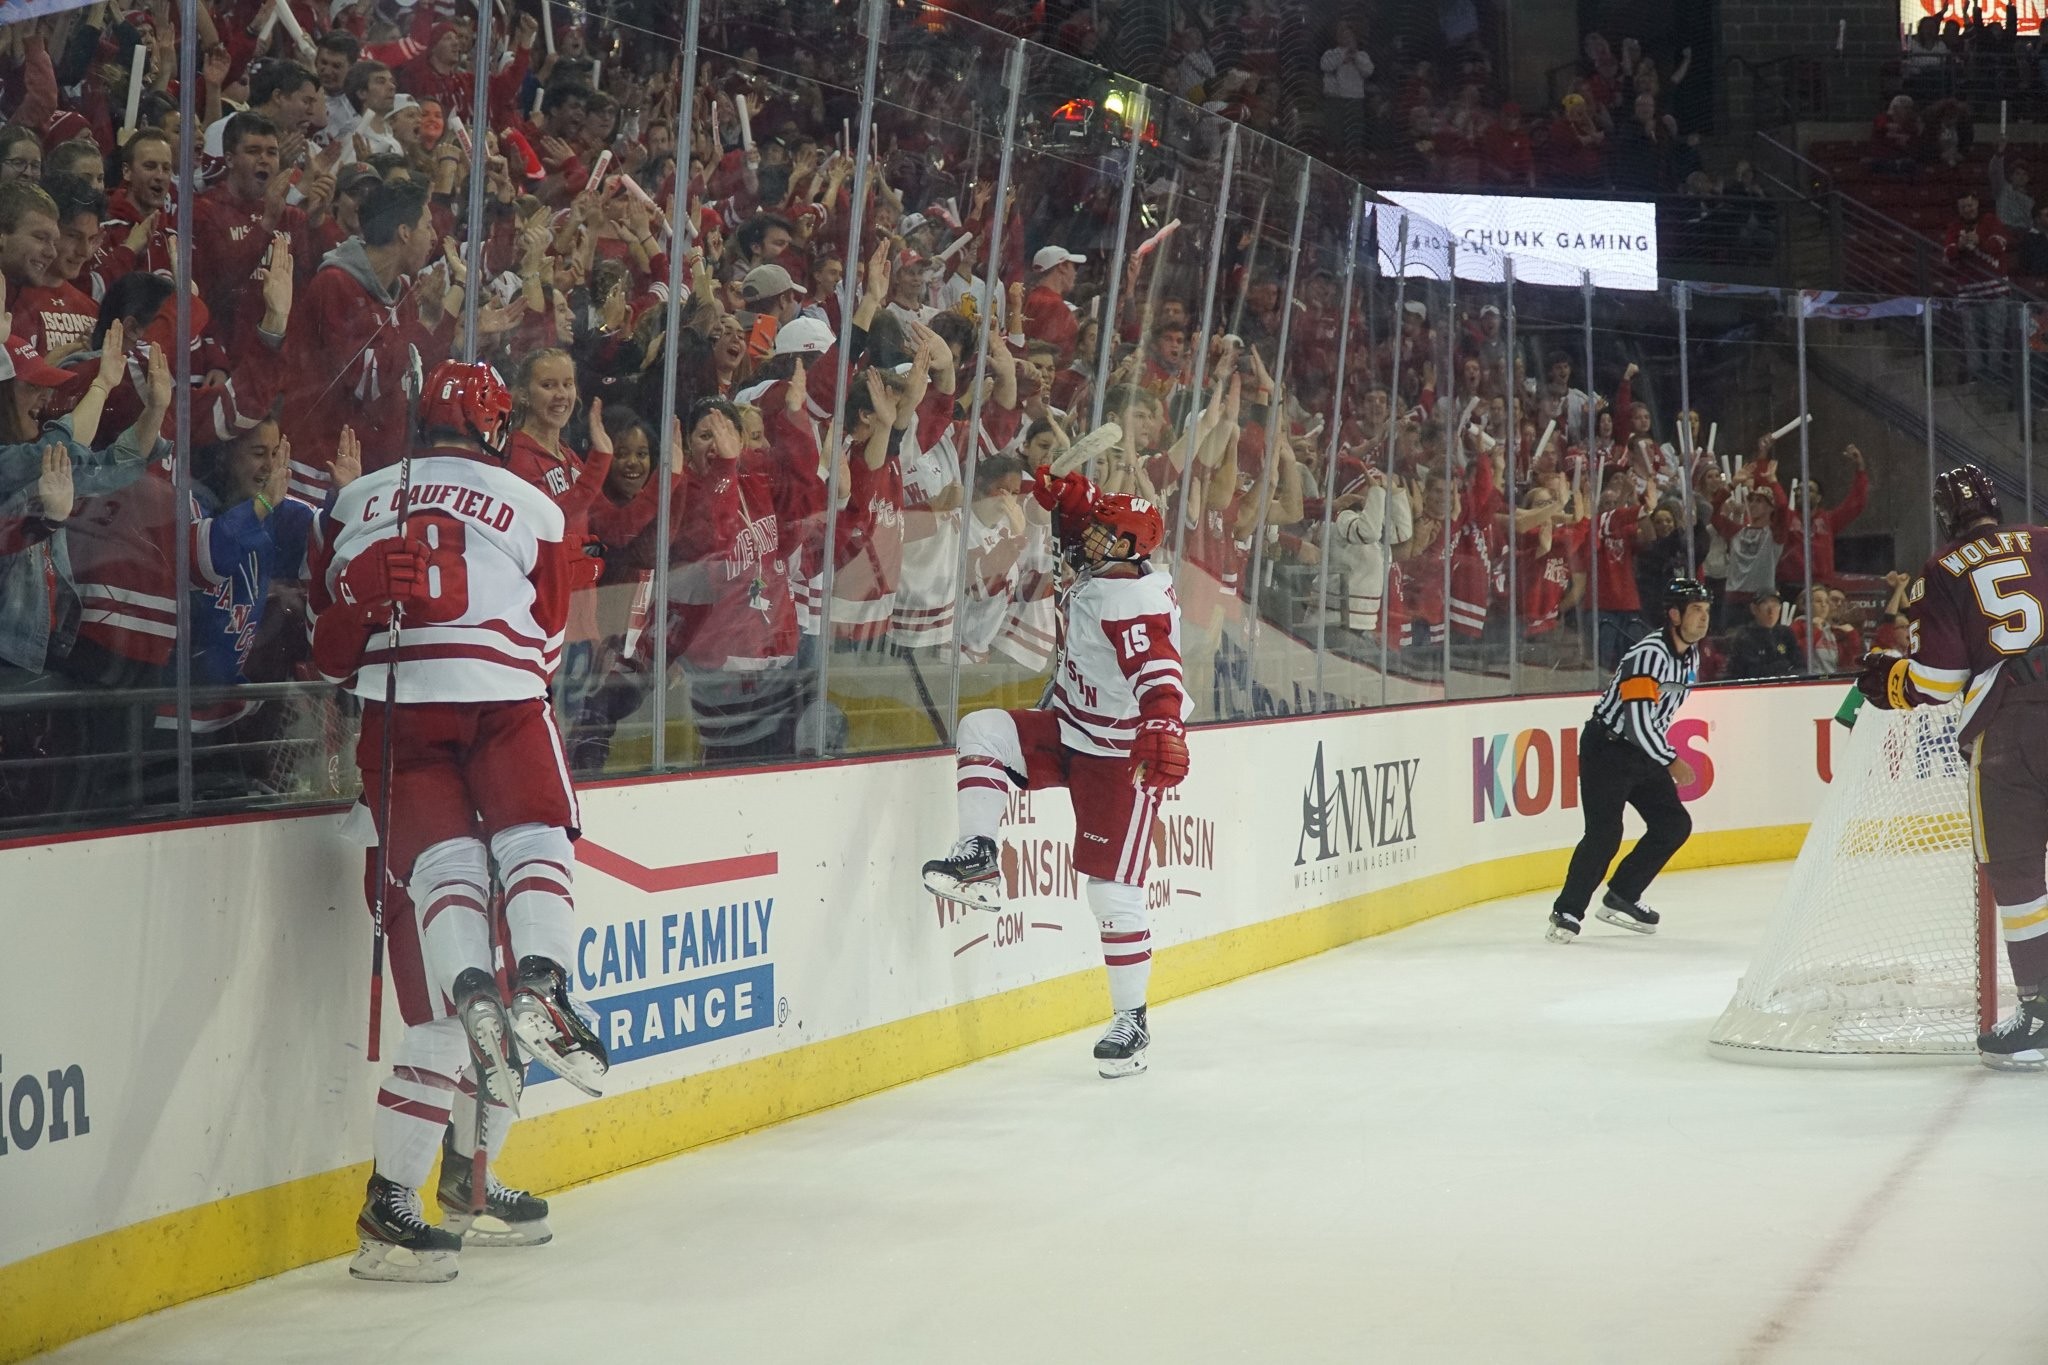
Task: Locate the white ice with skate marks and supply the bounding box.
[47,863,2048,1365]
[39,863,2048,1365]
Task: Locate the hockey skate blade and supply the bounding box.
[1096,1053,1148,1080]
[1594,904,1658,935]
[1048,422,1123,477]
[922,868,1003,911]
[509,996,607,1098]
[1978,1049,2048,1073]
[1545,923,1579,944]
[458,999,525,1114]
[349,1240,459,1283]
[441,1207,553,1247]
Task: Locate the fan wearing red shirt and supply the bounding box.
[100,129,178,281]
[1022,244,1084,368]
[1544,94,1607,190]
[1777,443,1869,592]
[192,113,316,342]
[378,22,530,121]
[15,174,102,362]
[279,180,446,494]
[1592,465,1656,668]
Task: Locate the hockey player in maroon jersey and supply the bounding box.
[1858,465,2048,1070]
[922,466,1191,1078]
[309,360,609,1280]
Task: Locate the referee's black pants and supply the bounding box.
[1554,727,1693,917]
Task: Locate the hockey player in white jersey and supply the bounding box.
[309,360,610,1282]
[923,464,1191,1077]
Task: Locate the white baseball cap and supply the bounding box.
[1032,245,1086,272]
[771,316,836,359]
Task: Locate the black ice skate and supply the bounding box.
[1546,908,1582,944]
[437,1131,552,1246]
[350,1173,461,1283]
[922,836,1002,910]
[1978,993,2048,1071]
[1093,1006,1149,1079]
[452,967,524,1113]
[1596,889,1660,935]
[509,955,609,1097]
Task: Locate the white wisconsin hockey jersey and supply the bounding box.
[311,452,570,704]
[1050,564,1191,756]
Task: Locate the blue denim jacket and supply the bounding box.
[0,417,166,672]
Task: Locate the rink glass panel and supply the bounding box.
[0,0,2026,836]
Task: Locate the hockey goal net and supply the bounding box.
[1708,701,2006,1060]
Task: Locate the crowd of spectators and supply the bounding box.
[967,0,1740,200]
[0,0,1914,830]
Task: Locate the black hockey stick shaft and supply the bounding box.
[895,641,950,745]
[368,346,425,1061]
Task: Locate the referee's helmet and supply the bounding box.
[1661,577,1711,616]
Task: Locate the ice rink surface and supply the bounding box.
[46,863,2048,1365]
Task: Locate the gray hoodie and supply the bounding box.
[321,236,402,306]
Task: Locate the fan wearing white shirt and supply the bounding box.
[326,62,404,165]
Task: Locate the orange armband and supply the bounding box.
[1617,676,1661,703]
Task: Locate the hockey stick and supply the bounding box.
[894,642,951,745]
[367,346,426,1062]
[1048,422,1123,479]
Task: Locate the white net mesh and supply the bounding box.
[1709,701,2001,1058]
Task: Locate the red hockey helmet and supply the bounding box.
[1090,493,1165,559]
[1933,464,2000,542]
[419,359,513,450]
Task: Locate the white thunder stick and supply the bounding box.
[1131,218,1181,261]
[122,43,145,137]
[1768,413,1811,442]
[1706,421,1718,458]
[543,0,556,54]
[842,117,851,156]
[936,231,975,261]
[271,0,317,57]
[1456,395,1480,437]
[618,173,659,211]
[590,60,602,91]
[736,94,753,155]
[1532,418,1557,463]
[586,148,613,192]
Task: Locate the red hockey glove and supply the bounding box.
[335,540,429,625]
[1856,648,1909,711]
[403,524,474,625]
[1130,716,1190,790]
[1033,464,1099,522]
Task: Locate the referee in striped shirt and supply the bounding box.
[1549,578,1713,943]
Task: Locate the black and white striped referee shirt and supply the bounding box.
[1590,630,1698,765]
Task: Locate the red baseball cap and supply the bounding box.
[5,336,77,390]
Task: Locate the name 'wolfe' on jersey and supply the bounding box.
[1893,525,2048,744]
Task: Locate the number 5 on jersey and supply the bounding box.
[1969,558,2046,654]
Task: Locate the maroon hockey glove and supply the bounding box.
[335,540,430,625]
[1033,464,1099,522]
[1856,648,1908,711]
[1131,716,1190,790]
